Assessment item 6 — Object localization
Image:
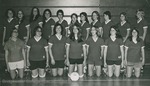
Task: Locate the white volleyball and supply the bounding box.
[70,72,79,81]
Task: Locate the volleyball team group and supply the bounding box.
[2,7,148,80]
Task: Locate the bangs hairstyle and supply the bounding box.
[69,24,83,43]
[33,26,43,36]
[136,9,145,18]
[43,9,52,26]
[91,11,100,21]
[103,11,111,19]
[53,23,63,35]
[109,25,122,38]
[128,27,141,42]
[5,8,15,18]
[120,12,127,19]
[17,10,25,23]
[80,12,89,23]
[29,7,41,22]
[89,26,99,37]
[11,28,18,36]
[56,9,64,17]
[70,13,79,24]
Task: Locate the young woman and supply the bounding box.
[26,26,49,78]
[66,24,86,78]
[68,13,80,36]
[85,26,104,77]
[80,12,90,41]
[55,9,68,37]
[48,24,67,76]
[124,28,145,78]
[102,11,115,40]
[117,12,130,42]
[104,26,124,77]
[42,9,55,40]
[2,9,18,46]
[134,9,148,41]
[91,11,103,37]
[29,7,43,38]
[4,29,26,79]
[17,10,30,43]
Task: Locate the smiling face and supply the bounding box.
[58,12,63,20]
[91,27,97,36]
[132,29,138,37]
[45,11,50,19]
[73,26,79,34]
[72,15,77,23]
[103,14,109,21]
[136,11,142,19]
[8,10,13,18]
[12,29,18,38]
[92,12,98,21]
[33,8,38,16]
[56,25,62,34]
[18,11,23,19]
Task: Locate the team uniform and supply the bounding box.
[42,18,55,40]
[117,21,130,38]
[29,17,42,37]
[17,18,30,41]
[66,38,84,64]
[56,20,68,36]
[27,37,48,70]
[134,19,148,36]
[4,38,25,70]
[86,37,104,65]
[125,39,144,68]
[48,35,67,68]
[105,38,123,65]
[3,18,18,42]
[102,20,114,40]
[91,20,102,28]
[80,22,90,41]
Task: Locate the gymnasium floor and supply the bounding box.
[1,65,150,86]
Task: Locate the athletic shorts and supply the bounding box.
[127,62,143,68]
[29,60,46,70]
[8,60,24,70]
[106,60,121,65]
[69,58,84,64]
[50,60,65,68]
[87,58,102,66]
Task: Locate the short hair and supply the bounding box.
[91,11,100,21]
[33,26,42,36]
[136,9,145,18]
[53,23,64,35]
[103,11,111,19]
[56,9,64,17]
[5,8,15,18]
[109,25,122,38]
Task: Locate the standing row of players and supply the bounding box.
[3,7,148,79]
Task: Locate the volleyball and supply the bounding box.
[70,72,80,81]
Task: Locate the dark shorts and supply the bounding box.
[50,60,65,68]
[87,58,102,66]
[69,58,84,64]
[29,60,46,70]
[106,60,121,65]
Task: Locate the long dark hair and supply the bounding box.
[17,10,25,24]
[91,11,100,21]
[43,9,52,26]
[53,23,64,35]
[69,24,83,43]
[128,28,141,42]
[29,7,40,23]
[109,25,122,38]
[80,12,89,23]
